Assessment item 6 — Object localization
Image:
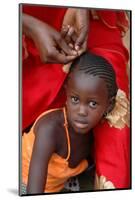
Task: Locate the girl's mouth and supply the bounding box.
[73,120,89,129]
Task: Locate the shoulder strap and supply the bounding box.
[63,107,71,161]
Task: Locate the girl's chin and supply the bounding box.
[72,125,90,134]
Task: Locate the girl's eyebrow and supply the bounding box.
[70,90,100,101]
[74,93,102,103]
[87,95,100,99]
[69,90,80,96]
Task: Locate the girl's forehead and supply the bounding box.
[68,71,108,98]
[69,70,105,87]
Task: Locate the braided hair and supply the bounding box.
[69,51,118,100]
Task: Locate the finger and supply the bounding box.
[61,26,72,46]
[75,28,88,50]
[67,26,75,38]
[48,52,77,64]
[46,47,77,64]
[77,48,86,56]
[77,41,87,56]
[62,26,77,47]
[63,26,74,44]
[63,54,78,64]
[66,27,78,47]
[69,32,78,50]
[58,38,77,56]
[71,32,78,43]
[69,43,74,49]
[56,48,78,63]
[64,34,72,45]
[61,25,69,38]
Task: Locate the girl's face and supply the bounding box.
[66,70,110,134]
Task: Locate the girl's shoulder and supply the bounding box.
[33,108,64,137]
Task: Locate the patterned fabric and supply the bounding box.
[106,89,130,129]
[95,174,115,190]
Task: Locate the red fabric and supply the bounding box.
[22,5,130,188]
[86,11,130,188]
[94,122,130,188]
[23,6,67,31]
[22,6,67,129]
[23,59,67,129]
[88,10,129,60]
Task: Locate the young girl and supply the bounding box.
[22,52,118,194]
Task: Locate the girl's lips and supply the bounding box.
[73,120,88,129]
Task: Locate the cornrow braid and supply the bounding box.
[69,51,118,99]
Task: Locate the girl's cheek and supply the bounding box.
[89,112,104,124]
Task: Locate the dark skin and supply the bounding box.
[22,8,89,64]
[61,8,89,53]
[23,13,78,64]
[66,70,111,134]
[27,68,113,194]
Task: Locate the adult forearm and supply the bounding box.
[22,13,40,39]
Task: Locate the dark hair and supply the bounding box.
[69,51,118,99]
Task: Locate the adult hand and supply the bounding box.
[61,8,90,54]
[23,14,78,64]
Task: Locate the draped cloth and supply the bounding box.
[22,5,130,189]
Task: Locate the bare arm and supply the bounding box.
[22,13,77,64]
[27,118,56,194]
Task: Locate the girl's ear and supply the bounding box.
[107,96,116,113]
[103,96,116,118]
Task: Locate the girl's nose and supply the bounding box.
[78,104,88,116]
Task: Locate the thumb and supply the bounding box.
[75,28,87,51]
[58,38,77,56]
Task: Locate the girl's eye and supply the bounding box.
[89,101,98,108]
[71,96,79,104]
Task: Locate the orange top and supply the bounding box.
[22,107,88,193]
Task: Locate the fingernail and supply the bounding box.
[71,50,78,55]
[75,45,80,51]
[62,27,68,32]
[69,43,74,49]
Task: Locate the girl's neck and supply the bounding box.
[67,119,91,139]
